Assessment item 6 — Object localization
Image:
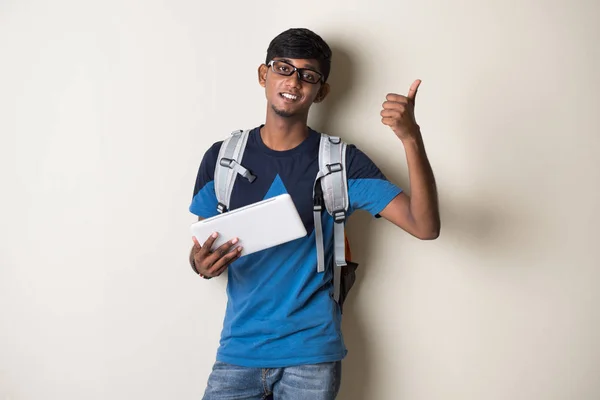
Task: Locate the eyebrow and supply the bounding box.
[279,58,320,73]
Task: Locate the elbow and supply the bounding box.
[417,230,439,240]
[415,221,441,240]
[423,231,440,240]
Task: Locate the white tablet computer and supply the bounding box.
[190,194,307,257]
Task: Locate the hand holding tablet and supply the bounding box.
[190,233,242,278]
[190,194,307,259]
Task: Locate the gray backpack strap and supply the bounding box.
[313,169,327,273]
[214,129,254,213]
[313,134,349,303]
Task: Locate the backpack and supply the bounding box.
[214,129,359,312]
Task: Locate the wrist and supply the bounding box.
[191,258,212,279]
[189,255,200,274]
[190,252,211,278]
[400,128,423,147]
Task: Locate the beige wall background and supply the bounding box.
[1,0,599,399]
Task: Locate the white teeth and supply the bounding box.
[282,93,298,100]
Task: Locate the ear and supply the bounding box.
[313,82,330,103]
[258,64,268,87]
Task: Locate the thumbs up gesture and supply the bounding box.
[381,79,421,141]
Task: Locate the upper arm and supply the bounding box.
[377,192,423,238]
[346,145,403,217]
[189,142,222,219]
[345,145,429,239]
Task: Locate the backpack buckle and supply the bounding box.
[219,157,233,168]
[217,202,228,213]
[332,209,346,223]
[327,163,343,173]
[313,190,323,212]
[328,136,341,144]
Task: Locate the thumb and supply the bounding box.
[407,79,421,103]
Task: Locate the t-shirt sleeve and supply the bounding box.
[346,144,402,217]
[189,141,222,218]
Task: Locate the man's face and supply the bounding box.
[258,58,329,119]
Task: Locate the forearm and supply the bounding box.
[402,130,440,238]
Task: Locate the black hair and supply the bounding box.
[265,28,332,82]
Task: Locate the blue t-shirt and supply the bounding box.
[190,126,402,368]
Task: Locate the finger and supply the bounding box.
[212,265,228,277]
[380,109,401,118]
[192,236,203,263]
[381,117,396,126]
[382,101,406,111]
[207,237,239,263]
[208,246,243,275]
[200,232,219,255]
[383,101,409,112]
[212,248,243,276]
[407,79,421,103]
[385,94,409,104]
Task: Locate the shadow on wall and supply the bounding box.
[309,42,376,400]
[309,43,358,138]
[309,40,521,400]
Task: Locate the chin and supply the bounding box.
[271,105,296,118]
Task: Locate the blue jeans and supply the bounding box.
[202,360,342,400]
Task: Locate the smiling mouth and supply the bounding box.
[280,92,299,101]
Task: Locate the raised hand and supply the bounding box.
[381,79,422,141]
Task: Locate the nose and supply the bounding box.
[285,72,302,88]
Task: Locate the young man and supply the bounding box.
[189,28,440,400]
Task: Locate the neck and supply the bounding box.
[261,110,310,151]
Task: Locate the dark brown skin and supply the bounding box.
[378,79,440,240]
[256,57,330,151]
[189,219,243,278]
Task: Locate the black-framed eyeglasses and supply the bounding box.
[267,60,324,84]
